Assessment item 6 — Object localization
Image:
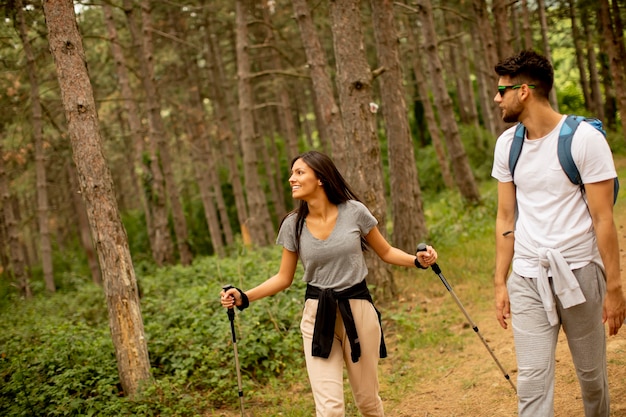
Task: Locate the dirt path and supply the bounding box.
[385,209,626,416]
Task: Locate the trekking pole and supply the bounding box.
[222,284,246,416]
[417,244,517,394]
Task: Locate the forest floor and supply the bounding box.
[381,204,626,416]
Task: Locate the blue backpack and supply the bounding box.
[508,115,619,204]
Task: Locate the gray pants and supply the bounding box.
[508,263,609,417]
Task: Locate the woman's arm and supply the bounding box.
[364,227,437,268]
[221,248,298,309]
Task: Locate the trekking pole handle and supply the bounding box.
[416,243,442,274]
[222,284,236,320]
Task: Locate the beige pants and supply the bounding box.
[300,298,385,417]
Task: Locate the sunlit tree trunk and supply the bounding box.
[370,0,427,252]
[236,0,274,246]
[0,141,31,298]
[329,0,394,299]
[291,0,347,171]
[17,0,54,292]
[416,0,481,204]
[43,0,151,396]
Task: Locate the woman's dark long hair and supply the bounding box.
[280,151,367,254]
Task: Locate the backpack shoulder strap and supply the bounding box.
[509,123,526,180]
[557,115,583,186]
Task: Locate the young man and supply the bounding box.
[491,50,625,417]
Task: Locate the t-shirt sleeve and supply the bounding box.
[573,121,618,184]
[491,125,516,183]
[349,200,378,236]
[276,213,297,252]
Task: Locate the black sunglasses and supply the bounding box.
[497,84,535,97]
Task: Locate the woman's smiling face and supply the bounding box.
[289,158,322,200]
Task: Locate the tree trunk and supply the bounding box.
[0,141,31,298]
[569,0,592,111]
[103,2,159,262]
[599,0,626,143]
[202,12,248,238]
[416,0,481,204]
[521,0,533,50]
[471,0,505,135]
[581,8,604,121]
[236,0,274,246]
[17,0,55,292]
[43,0,151,396]
[537,0,559,110]
[406,17,455,190]
[370,0,427,252]
[123,0,174,265]
[291,0,347,171]
[492,0,514,61]
[329,0,394,299]
[67,163,102,285]
[138,0,193,265]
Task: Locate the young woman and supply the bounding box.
[221,150,437,417]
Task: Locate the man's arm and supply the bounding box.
[585,179,625,336]
[495,181,517,329]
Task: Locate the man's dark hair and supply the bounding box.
[494,50,553,99]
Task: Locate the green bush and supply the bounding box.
[0,245,306,416]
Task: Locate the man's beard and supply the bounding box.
[502,106,522,124]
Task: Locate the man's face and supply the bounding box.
[494,76,524,123]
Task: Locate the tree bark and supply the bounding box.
[581,7,604,121]
[17,0,55,292]
[599,0,626,142]
[291,0,347,171]
[138,0,193,265]
[43,0,151,396]
[416,0,481,204]
[123,0,175,265]
[329,0,394,299]
[370,0,427,252]
[236,0,274,246]
[537,0,559,110]
[0,141,31,298]
[569,0,592,111]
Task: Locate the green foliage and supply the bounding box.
[0,246,306,416]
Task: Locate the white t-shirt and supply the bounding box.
[491,115,617,278]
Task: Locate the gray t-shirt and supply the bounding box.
[276,200,377,291]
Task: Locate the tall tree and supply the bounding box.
[0,140,31,298]
[599,0,626,142]
[415,0,481,204]
[16,0,54,292]
[43,0,151,396]
[569,0,592,111]
[329,0,394,298]
[122,0,175,265]
[537,0,559,110]
[291,0,347,170]
[581,6,604,121]
[370,0,427,252]
[236,0,274,246]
